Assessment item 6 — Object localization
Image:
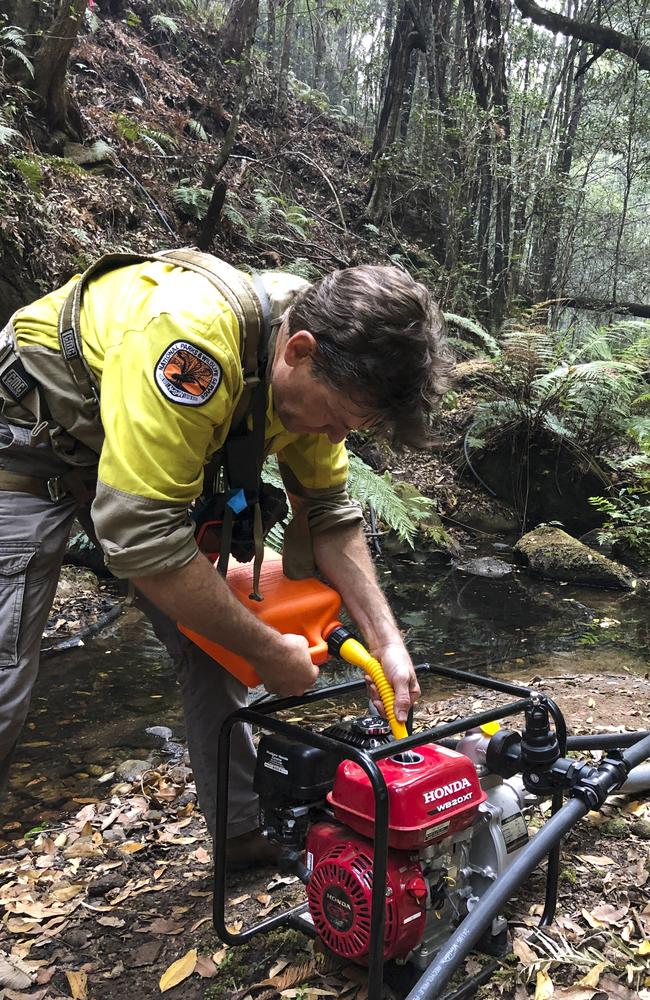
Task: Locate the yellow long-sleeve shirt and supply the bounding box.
[13,259,360,577]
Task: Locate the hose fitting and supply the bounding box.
[326,625,408,740]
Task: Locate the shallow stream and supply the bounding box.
[2,539,648,839]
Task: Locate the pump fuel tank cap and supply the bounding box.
[352,716,392,739]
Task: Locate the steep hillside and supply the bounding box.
[0,9,390,324]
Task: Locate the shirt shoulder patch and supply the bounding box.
[154,340,222,406]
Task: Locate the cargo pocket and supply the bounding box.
[0,544,37,668]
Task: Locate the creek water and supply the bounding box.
[2,539,649,840]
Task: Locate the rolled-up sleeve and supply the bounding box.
[92,484,198,578]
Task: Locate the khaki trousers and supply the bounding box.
[0,428,258,839]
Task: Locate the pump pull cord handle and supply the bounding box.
[326,625,408,740]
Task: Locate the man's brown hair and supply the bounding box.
[286,265,453,446]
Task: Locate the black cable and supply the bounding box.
[40,603,122,659]
[463,428,497,497]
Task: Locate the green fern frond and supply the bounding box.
[142,127,177,152]
[283,258,322,281]
[4,44,33,74]
[222,194,253,236]
[187,118,208,141]
[0,117,20,146]
[172,184,211,220]
[443,313,499,357]
[261,455,435,548]
[151,13,179,34]
[347,455,434,546]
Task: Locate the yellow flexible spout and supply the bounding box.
[338,636,408,740]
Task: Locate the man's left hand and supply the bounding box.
[367,639,420,724]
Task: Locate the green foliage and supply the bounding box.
[590,488,650,561]
[346,455,438,547]
[160,0,223,30]
[113,113,177,153]
[0,21,33,76]
[150,13,180,36]
[443,312,500,358]
[261,454,440,551]
[172,183,212,220]
[467,322,650,471]
[283,258,322,281]
[289,75,353,125]
[125,9,142,27]
[222,191,253,234]
[0,114,20,146]
[186,118,208,142]
[9,155,44,193]
[0,19,33,147]
[222,188,316,243]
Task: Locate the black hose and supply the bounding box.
[406,733,650,1000]
[40,603,123,659]
[439,960,499,1000]
[567,731,650,751]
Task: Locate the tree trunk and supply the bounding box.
[366,1,425,224]
[313,0,326,92]
[277,0,295,115]
[220,0,260,61]
[536,41,587,300]
[265,0,276,69]
[30,0,87,140]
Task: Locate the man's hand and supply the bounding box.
[252,633,320,698]
[366,639,420,724]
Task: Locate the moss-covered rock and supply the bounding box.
[514,526,637,589]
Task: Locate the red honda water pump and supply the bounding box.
[305,740,486,963]
[252,714,526,969]
[215,666,650,1000]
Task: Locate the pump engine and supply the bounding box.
[253,716,530,969]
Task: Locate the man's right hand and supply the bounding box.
[252,633,319,697]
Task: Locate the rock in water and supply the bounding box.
[515,526,636,589]
[452,556,513,578]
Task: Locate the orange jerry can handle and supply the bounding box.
[177,550,342,688]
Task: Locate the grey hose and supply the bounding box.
[406,733,650,1000]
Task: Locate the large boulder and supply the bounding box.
[515,526,637,590]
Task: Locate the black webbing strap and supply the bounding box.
[0,323,38,403]
[216,275,273,599]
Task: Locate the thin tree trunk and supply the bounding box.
[277,0,295,115]
[219,0,260,60]
[30,0,87,139]
[313,0,326,91]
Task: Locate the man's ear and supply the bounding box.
[284,330,317,368]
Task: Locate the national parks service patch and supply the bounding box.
[154,341,222,406]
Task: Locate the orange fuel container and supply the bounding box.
[178,550,342,687]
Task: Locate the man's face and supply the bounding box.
[271,327,377,443]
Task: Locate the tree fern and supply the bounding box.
[260,454,437,550]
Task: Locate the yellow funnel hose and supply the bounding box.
[337,636,408,740]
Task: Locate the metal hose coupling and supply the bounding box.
[326,625,408,740]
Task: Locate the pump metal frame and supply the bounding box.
[213,663,565,1000]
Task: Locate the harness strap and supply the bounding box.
[0,468,95,504]
[57,249,268,423]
